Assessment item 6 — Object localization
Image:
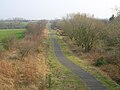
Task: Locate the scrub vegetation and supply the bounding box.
[0,8,120,90]
[51,10,120,86]
[0,20,49,90]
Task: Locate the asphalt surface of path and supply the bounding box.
[50,34,107,90]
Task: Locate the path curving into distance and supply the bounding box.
[50,33,107,90]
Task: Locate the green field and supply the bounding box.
[0,29,25,41]
[0,29,25,51]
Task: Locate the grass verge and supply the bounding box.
[48,31,88,90]
[54,31,120,90]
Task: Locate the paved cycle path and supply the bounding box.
[50,34,107,90]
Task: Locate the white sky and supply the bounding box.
[0,0,120,20]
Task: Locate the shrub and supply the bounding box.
[95,57,108,67]
[1,36,16,50]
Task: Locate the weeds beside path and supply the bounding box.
[54,30,120,90]
[48,31,88,90]
[50,32,107,90]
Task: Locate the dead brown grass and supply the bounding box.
[0,29,49,90]
[0,60,16,90]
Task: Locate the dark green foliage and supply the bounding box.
[95,57,108,67]
[109,14,115,21]
[46,74,55,89]
[16,32,25,39]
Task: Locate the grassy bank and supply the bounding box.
[54,30,120,90]
[48,31,88,90]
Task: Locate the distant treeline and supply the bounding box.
[51,12,120,84]
[0,20,27,29]
[0,18,41,29]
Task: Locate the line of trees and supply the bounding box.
[51,12,120,63]
[0,21,27,29]
[0,18,39,29]
[52,13,120,52]
[52,14,106,52]
[51,12,120,84]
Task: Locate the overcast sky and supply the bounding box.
[0,0,120,20]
